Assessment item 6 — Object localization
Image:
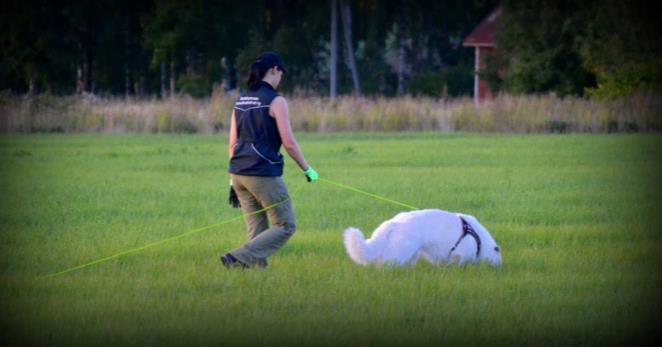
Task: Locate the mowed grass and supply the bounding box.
[1,133,661,346]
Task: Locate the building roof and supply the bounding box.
[463,6,501,47]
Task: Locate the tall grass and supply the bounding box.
[1,90,660,133]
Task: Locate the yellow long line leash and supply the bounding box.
[318,177,419,210]
[44,178,417,277]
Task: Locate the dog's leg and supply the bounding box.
[386,240,421,266]
[420,251,443,265]
[448,248,476,265]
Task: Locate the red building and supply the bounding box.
[463,7,501,105]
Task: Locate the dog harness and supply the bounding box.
[450,217,482,258]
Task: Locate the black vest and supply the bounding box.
[229,81,284,176]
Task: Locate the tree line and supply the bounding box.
[0,0,658,99]
[490,0,661,98]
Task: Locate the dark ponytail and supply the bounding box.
[246,52,286,90]
[247,61,266,90]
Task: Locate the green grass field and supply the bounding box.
[1,133,661,346]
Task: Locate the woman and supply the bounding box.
[220,52,318,269]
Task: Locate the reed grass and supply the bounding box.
[1,90,660,134]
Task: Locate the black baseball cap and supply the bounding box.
[255,52,287,73]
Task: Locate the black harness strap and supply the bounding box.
[450,216,482,258]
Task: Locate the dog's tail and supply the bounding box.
[343,227,370,265]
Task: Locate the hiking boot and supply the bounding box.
[220,253,248,269]
[256,258,268,268]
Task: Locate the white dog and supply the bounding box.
[343,209,502,266]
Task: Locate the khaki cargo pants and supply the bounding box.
[228,174,296,267]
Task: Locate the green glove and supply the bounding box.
[304,166,319,182]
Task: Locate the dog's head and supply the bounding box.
[460,214,502,266]
[480,243,502,266]
[477,228,502,266]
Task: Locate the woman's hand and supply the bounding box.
[304,166,319,182]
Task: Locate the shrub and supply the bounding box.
[407,65,473,97]
[177,74,210,99]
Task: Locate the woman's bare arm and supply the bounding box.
[228,110,237,159]
[270,96,309,171]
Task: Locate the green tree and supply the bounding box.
[493,0,660,97]
[0,1,79,93]
[496,0,595,96]
[576,0,662,98]
[0,0,512,97]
